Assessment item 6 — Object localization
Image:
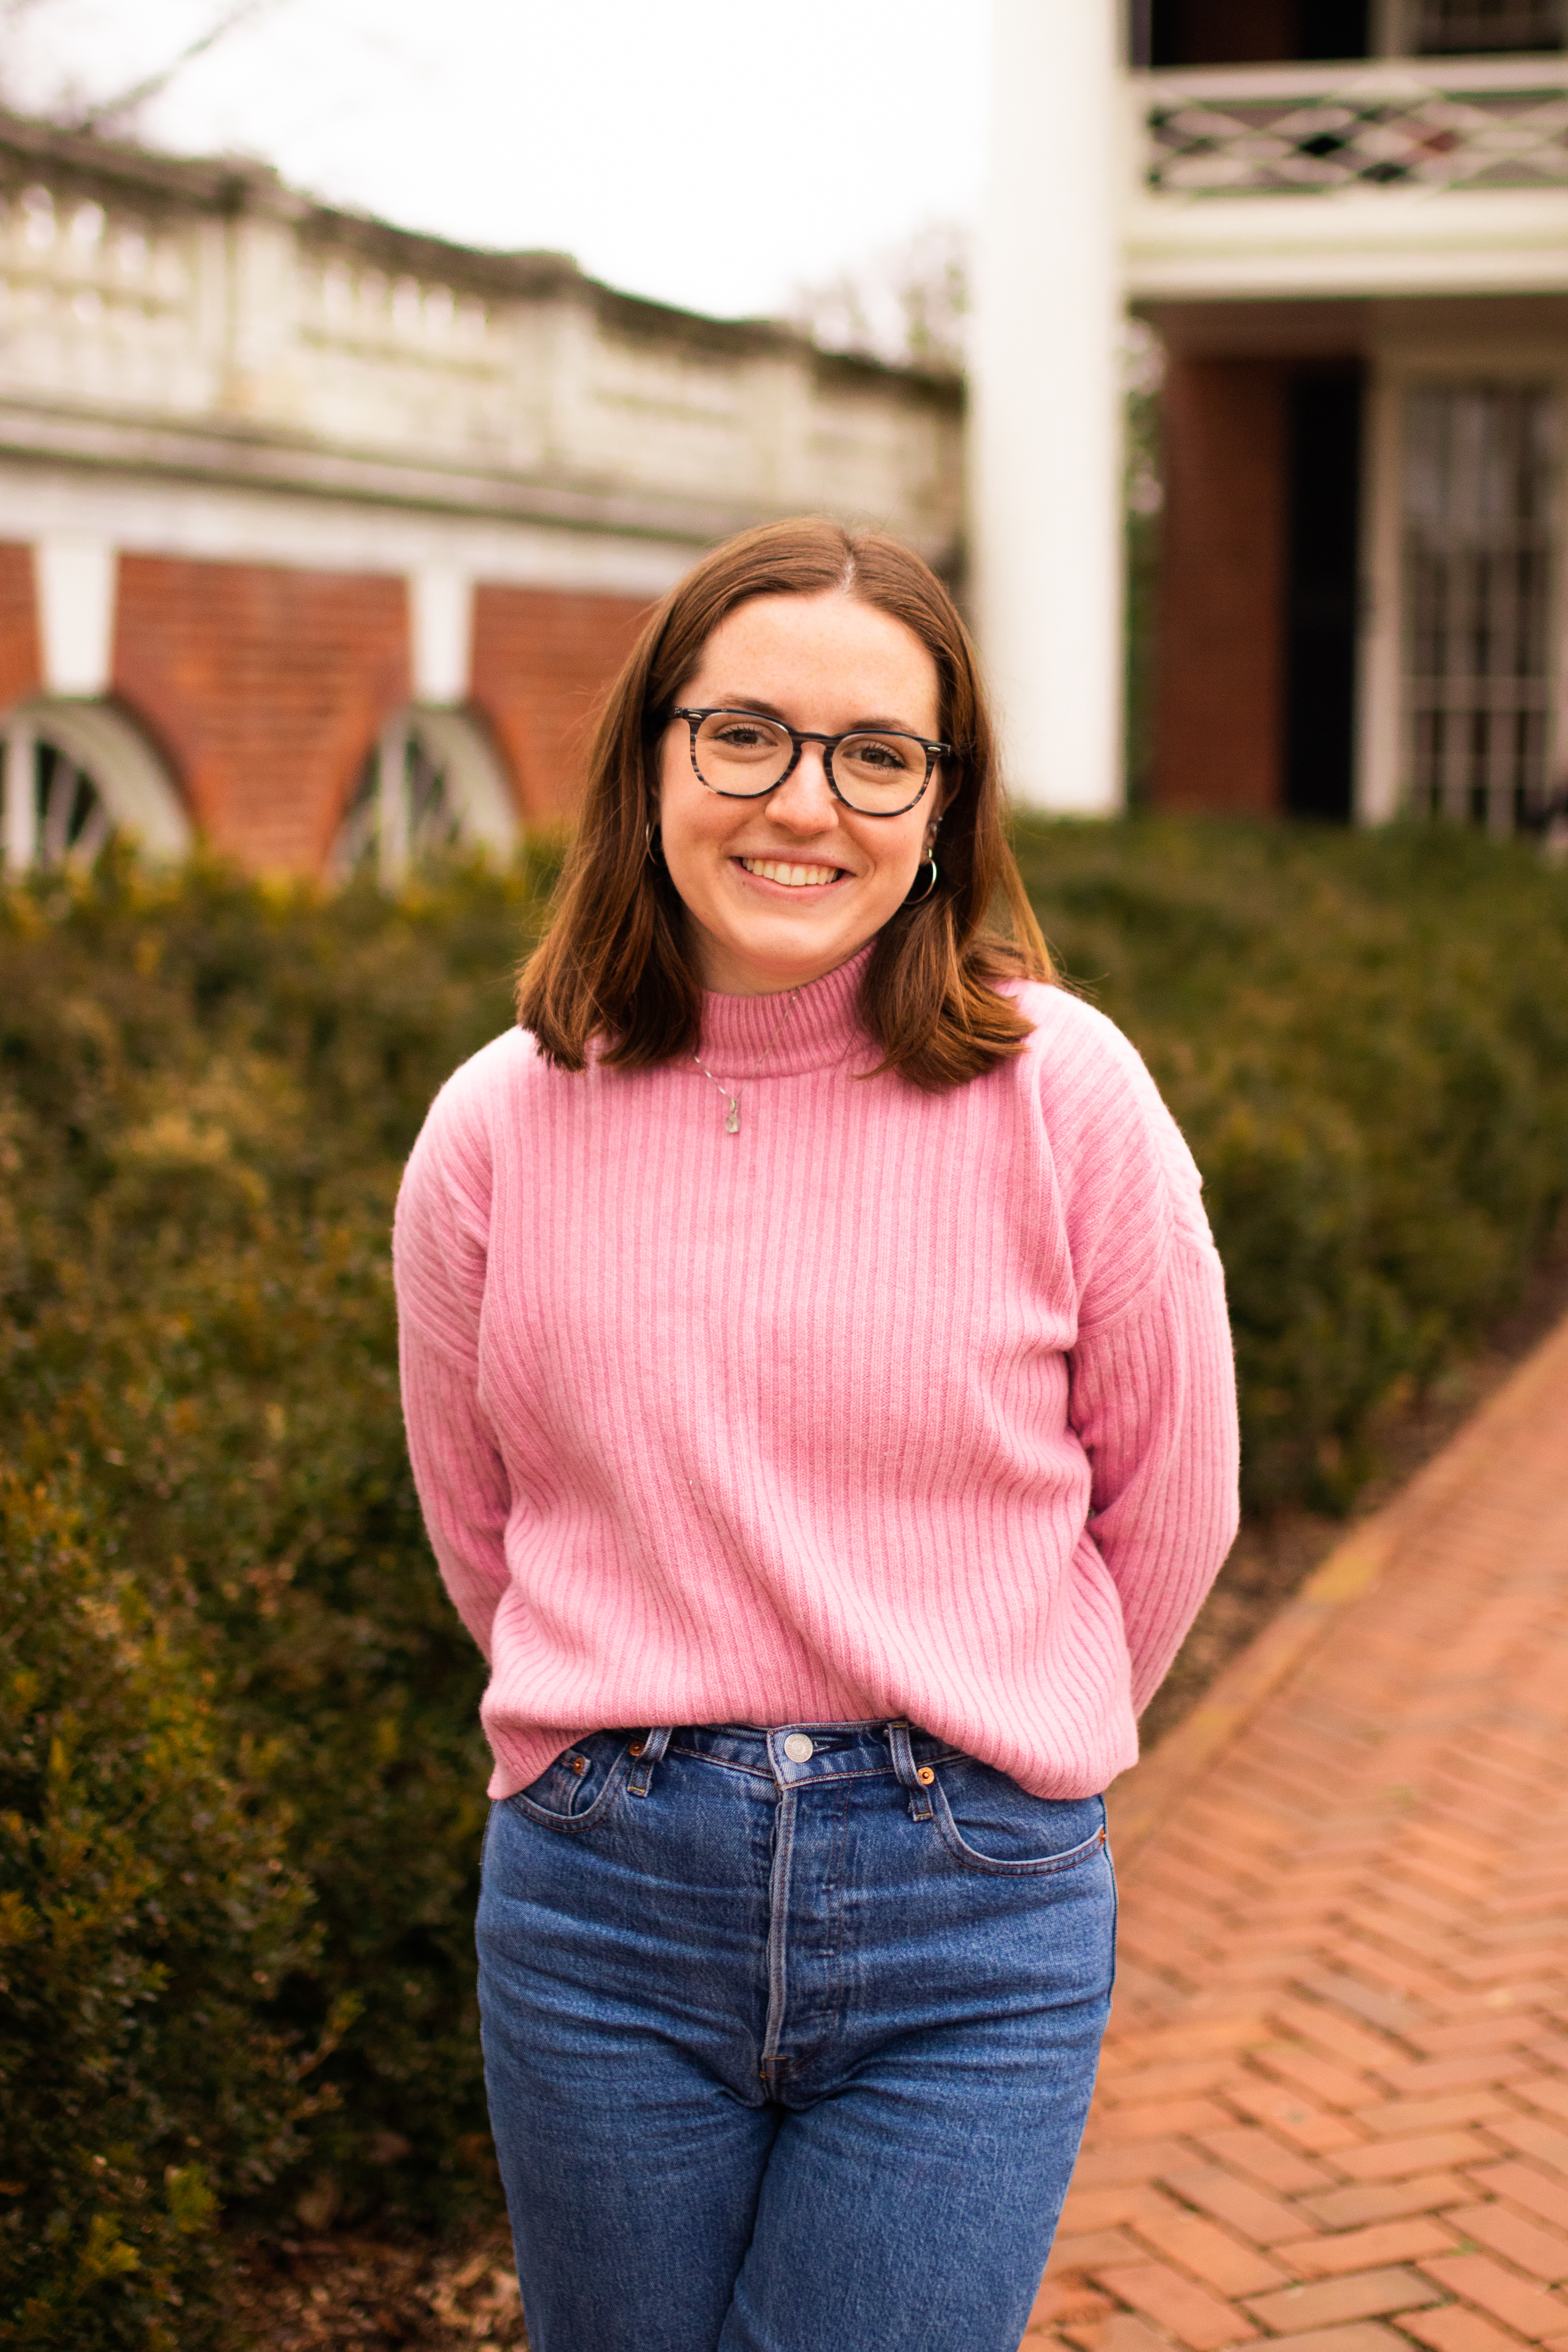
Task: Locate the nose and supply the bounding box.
[766,741,838,833]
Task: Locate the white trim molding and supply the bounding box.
[335,703,519,886]
[1,694,191,866]
[409,568,473,706]
[1357,349,1568,827]
[35,540,116,696]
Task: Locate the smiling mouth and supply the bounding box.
[738,857,846,888]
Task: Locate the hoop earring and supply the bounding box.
[904,853,938,906]
[644,820,664,867]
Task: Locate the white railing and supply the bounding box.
[0,136,963,561]
[1135,53,1568,197]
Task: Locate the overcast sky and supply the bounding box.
[4,0,990,320]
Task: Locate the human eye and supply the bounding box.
[842,732,921,775]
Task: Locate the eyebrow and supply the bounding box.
[705,694,931,735]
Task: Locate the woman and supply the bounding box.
[394,519,1239,2352]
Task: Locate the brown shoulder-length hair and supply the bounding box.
[517,516,1051,1090]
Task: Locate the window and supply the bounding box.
[1,700,189,871]
[1410,0,1565,50]
[1402,384,1559,831]
[333,708,519,883]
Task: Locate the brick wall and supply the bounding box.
[0,542,41,711]
[1151,357,1289,818]
[113,555,410,872]
[3,553,656,866]
[471,585,652,821]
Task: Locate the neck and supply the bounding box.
[696,943,876,1078]
[690,925,881,1000]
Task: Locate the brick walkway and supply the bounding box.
[1024,1312,1568,2352]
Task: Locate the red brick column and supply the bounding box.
[1151,358,1288,819]
[113,555,410,872]
[471,584,652,822]
[0,542,42,710]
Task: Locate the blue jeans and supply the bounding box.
[476,1720,1116,2352]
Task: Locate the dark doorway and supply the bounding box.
[1144,0,1370,63]
[1284,368,1364,822]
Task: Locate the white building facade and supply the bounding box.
[973,0,1568,825]
[0,110,962,874]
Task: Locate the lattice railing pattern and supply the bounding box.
[1147,79,1568,193]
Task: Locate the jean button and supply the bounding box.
[782,1733,815,1762]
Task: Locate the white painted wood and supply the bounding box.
[971,0,1125,814]
[377,713,410,889]
[0,700,189,865]
[412,708,519,852]
[2,718,37,869]
[35,540,116,695]
[1125,57,1568,302]
[410,568,473,706]
[1357,369,1407,823]
[0,460,693,597]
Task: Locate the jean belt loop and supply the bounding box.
[627,1724,674,1798]
[887,1719,934,1821]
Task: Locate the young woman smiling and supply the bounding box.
[394,519,1240,2352]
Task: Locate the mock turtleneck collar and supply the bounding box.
[696,945,876,1077]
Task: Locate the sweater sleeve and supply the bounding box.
[1049,1005,1241,1714]
[392,1064,513,1663]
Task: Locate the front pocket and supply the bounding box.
[930,1768,1107,1878]
[505,1732,632,1835]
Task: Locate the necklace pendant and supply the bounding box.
[724,1100,740,1135]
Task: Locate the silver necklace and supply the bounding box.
[692,988,801,1135]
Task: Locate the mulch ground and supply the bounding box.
[234,1235,1568,2352]
[230,2223,524,2350]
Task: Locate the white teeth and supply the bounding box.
[740,858,841,888]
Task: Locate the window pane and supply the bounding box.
[1412,0,1565,52]
[1402,383,1559,831]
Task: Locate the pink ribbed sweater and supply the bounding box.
[393,951,1239,1802]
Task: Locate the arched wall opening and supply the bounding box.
[332,706,520,884]
[1,696,191,870]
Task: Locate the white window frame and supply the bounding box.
[1,697,190,870]
[1375,0,1566,53]
[1357,350,1567,825]
[335,706,520,886]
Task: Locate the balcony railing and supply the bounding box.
[1138,54,1568,197]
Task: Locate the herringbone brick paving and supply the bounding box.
[1022,1313,1568,2352]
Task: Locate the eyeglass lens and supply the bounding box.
[692,712,928,814]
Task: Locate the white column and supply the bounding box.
[35,540,116,695]
[409,567,473,707]
[970,0,1125,814]
[377,716,410,889]
[3,719,38,871]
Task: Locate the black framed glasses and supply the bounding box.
[672,707,947,818]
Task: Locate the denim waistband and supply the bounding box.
[650,1719,964,1793]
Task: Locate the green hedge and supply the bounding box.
[0,1476,316,2348]
[1016,820,1568,1504]
[2,823,1566,2338]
